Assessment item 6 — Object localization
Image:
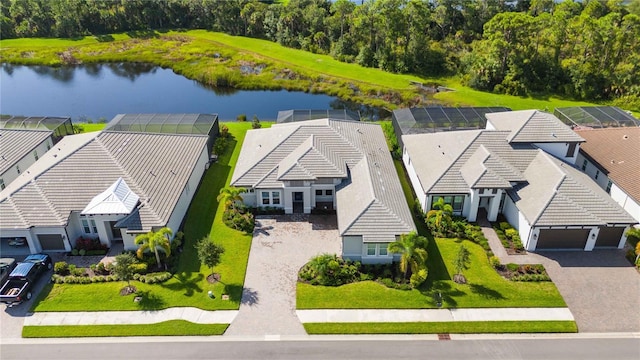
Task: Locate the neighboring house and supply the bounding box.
[403,110,636,251]
[0,129,53,190]
[574,127,640,224]
[0,114,215,254]
[392,106,511,150]
[1,116,75,189]
[231,118,416,264]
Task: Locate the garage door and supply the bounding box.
[536,229,589,249]
[37,234,65,250]
[595,227,624,248]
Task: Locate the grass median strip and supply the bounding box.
[22,320,228,338]
[303,321,578,335]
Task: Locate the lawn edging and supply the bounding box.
[303,321,578,335]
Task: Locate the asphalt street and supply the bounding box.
[1,337,639,360]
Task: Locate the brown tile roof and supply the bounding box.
[575,127,640,203]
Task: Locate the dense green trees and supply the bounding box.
[2,0,638,108]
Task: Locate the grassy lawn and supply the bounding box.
[31,122,257,312]
[304,321,577,334]
[22,320,227,338]
[77,123,108,132]
[0,31,609,112]
[297,157,566,310]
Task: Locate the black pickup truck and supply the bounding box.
[0,254,52,307]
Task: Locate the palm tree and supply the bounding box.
[388,232,428,281]
[426,197,453,235]
[217,186,247,210]
[135,227,172,269]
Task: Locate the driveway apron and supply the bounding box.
[225,215,341,337]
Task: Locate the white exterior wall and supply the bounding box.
[485,121,496,130]
[342,236,363,262]
[576,153,610,188]
[0,138,53,186]
[165,144,209,238]
[283,185,311,214]
[121,231,137,251]
[534,142,579,165]
[501,196,534,250]
[609,184,640,224]
[403,149,427,212]
[240,191,257,207]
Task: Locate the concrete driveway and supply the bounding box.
[225,214,341,337]
[534,250,640,333]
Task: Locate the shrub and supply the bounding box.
[71,249,79,256]
[54,261,69,276]
[213,136,228,156]
[71,267,85,277]
[504,228,518,239]
[499,222,512,231]
[220,124,229,138]
[129,263,148,275]
[299,254,359,286]
[489,256,501,268]
[410,268,428,288]
[506,263,520,272]
[237,114,247,122]
[79,249,86,256]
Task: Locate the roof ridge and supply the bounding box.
[31,181,66,224]
[94,136,162,224]
[507,110,536,142]
[427,130,484,193]
[6,197,28,228]
[530,151,566,225]
[311,136,347,175]
[235,126,303,185]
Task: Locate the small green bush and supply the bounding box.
[129,263,148,275]
[78,249,86,256]
[506,263,520,272]
[499,222,512,231]
[505,228,518,240]
[410,268,428,288]
[54,261,69,276]
[71,249,79,256]
[489,256,501,268]
[71,267,85,277]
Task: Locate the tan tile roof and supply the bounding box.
[574,127,640,203]
[0,131,208,232]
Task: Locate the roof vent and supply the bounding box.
[623,134,629,140]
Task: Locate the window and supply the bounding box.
[81,219,91,234]
[90,219,98,233]
[566,142,577,157]
[581,159,587,171]
[261,192,270,205]
[272,191,280,205]
[595,170,600,180]
[315,190,322,196]
[606,181,612,194]
[492,188,498,194]
[367,243,376,256]
[0,178,4,190]
[432,195,465,214]
[379,243,388,256]
[325,189,333,196]
[479,189,485,194]
[365,243,390,256]
[452,196,464,212]
[261,191,281,205]
[33,150,39,161]
[16,165,20,175]
[47,142,51,151]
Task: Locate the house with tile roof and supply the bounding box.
[231,119,416,264]
[0,129,55,190]
[0,114,214,254]
[574,127,640,224]
[402,110,636,251]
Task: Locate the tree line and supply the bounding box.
[2,0,639,108]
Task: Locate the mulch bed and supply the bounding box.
[207,273,221,284]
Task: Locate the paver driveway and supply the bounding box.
[225,214,341,337]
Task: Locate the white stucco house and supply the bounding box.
[0,114,215,254]
[230,118,416,264]
[403,110,636,251]
[574,127,640,225]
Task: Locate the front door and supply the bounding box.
[293,192,304,213]
[109,221,123,241]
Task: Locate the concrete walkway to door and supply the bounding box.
[224,214,341,337]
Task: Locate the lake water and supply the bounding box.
[0,63,387,122]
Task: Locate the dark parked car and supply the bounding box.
[0,254,52,306]
[0,258,17,285]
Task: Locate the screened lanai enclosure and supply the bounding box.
[392,106,510,149]
[0,115,73,143]
[554,106,640,129]
[105,113,219,152]
[276,109,361,123]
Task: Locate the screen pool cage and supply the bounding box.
[276,109,360,123]
[554,107,639,128]
[0,115,73,143]
[105,113,219,153]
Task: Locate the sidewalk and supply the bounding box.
[297,308,574,323]
[23,308,238,326]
